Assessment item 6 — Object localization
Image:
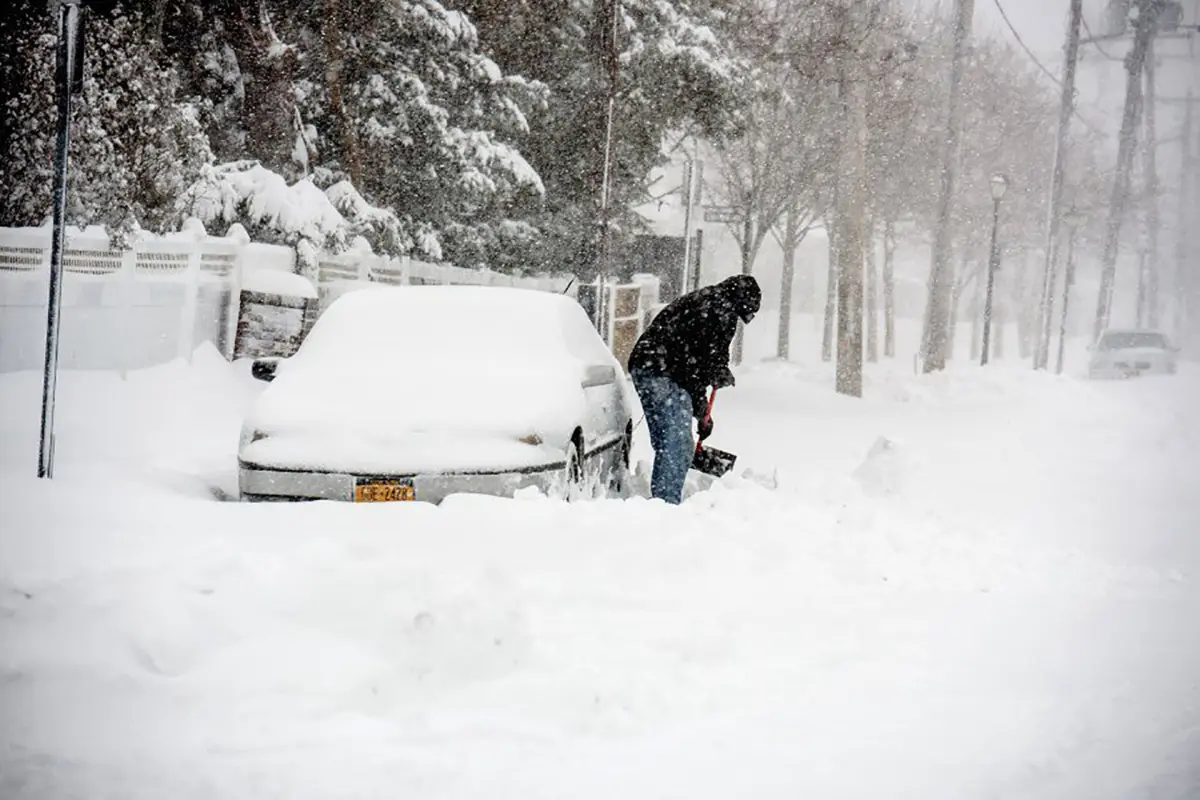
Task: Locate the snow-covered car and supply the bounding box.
[1087,328,1179,379]
[238,286,635,503]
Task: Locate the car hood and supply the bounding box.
[240,358,590,473]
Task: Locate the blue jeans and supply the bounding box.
[630,370,694,505]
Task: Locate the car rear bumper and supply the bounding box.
[1088,361,1175,379]
[238,460,566,503]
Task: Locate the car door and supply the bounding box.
[580,363,627,459]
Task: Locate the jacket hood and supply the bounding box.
[718,275,762,322]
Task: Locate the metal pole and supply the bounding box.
[593,0,619,341]
[38,1,82,480]
[1034,0,1083,370]
[980,197,1001,366]
[680,159,696,294]
[1055,227,1077,375]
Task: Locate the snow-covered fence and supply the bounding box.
[312,248,573,314]
[0,222,648,373]
[0,225,255,373]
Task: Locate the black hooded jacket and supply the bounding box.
[628,275,762,418]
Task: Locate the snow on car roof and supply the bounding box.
[296,285,612,367]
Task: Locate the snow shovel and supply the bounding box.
[691,389,737,478]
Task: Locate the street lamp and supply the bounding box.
[1055,206,1086,375]
[980,174,1009,366]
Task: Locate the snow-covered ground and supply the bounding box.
[2,315,1198,799]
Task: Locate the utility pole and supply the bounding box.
[1175,89,1194,336]
[1140,38,1160,329]
[1056,209,1084,374]
[920,0,974,373]
[980,177,1008,366]
[1034,0,1084,370]
[1093,0,1162,343]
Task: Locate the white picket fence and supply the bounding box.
[312,249,574,313]
[0,224,647,373]
[0,225,251,373]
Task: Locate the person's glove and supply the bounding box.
[713,368,736,389]
[697,416,714,442]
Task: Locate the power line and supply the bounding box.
[990,0,1064,86]
[990,0,1111,137]
[1080,14,1123,61]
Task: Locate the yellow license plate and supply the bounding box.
[355,480,415,502]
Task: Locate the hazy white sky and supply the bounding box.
[966,0,1198,145]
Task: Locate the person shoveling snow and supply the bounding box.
[628,274,761,504]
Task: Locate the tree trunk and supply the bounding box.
[1016,257,1035,359]
[822,215,837,363]
[970,267,984,361]
[994,287,1007,359]
[218,0,300,178]
[948,254,978,360]
[920,0,975,372]
[778,203,801,360]
[947,257,966,361]
[865,217,878,363]
[732,208,762,365]
[883,216,896,358]
[324,0,360,185]
[835,69,866,398]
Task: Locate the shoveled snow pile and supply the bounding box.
[1,339,1198,799]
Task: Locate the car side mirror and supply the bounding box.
[582,364,617,387]
[251,357,282,382]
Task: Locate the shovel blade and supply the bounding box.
[692,444,737,478]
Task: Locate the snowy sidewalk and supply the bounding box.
[1,350,1197,799]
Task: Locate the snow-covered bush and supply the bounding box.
[178,160,447,264]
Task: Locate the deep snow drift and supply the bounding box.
[1,320,1198,799]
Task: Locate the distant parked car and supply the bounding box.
[238,286,635,503]
[1087,328,1179,379]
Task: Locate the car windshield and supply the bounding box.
[1099,332,1167,350]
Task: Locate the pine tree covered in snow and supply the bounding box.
[0,3,210,240]
[293,0,549,266]
[451,0,748,275]
[151,0,548,265]
[2,0,748,273]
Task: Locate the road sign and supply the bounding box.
[703,206,744,224]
